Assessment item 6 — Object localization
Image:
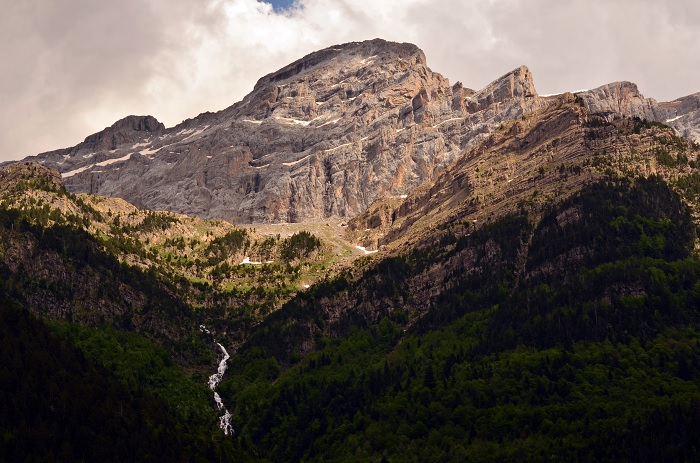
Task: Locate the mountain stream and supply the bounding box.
[202,325,234,435]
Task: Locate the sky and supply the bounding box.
[1,0,699,162]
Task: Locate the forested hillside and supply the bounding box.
[220,176,700,462]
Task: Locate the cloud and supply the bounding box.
[1,0,699,162]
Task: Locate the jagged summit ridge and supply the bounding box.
[577,82,700,142]
[14,39,700,224]
[82,115,165,151]
[252,39,425,91]
[19,39,542,223]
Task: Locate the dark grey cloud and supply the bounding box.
[2,0,699,162]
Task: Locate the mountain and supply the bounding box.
[348,92,700,250]
[3,39,700,461]
[15,39,700,227]
[19,39,544,223]
[578,81,700,141]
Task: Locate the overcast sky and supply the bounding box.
[2,0,699,162]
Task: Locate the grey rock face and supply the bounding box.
[578,83,700,143]
[19,39,544,224]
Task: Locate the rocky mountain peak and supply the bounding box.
[468,65,537,113]
[578,81,656,120]
[6,41,552,224]
[253,39,425,91]
[0,162,64,195]
[578,82,700,143]
[14,39,700,225]
[81,115,165,151]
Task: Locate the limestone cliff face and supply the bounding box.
[20,39,542,224]
[348,91,700,251]
[578,83,700,143]
[17,39,699,224]
[578,82,658,120]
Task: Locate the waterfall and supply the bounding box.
[202,326,234,435]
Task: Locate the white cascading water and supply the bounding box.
[202,326,234,435]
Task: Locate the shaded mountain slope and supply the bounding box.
[0,302,242,463]
[220,174,700,462]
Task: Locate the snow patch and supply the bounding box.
[323,143,352,153]
[283,154,311,167]
[666,115,684,123]
[140,147,160,156]
[317,118,341,128]
[355,245,378,255]
[62,166,91,178]
[241,257,274,265]
[276,116,313,127]
[61,152,134,178]
[182,127,207,141]
[96,152,133,167]
[432,117,463,128]
[242,119,263,125]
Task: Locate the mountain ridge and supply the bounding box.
[14,39,699,227]
[3,51,700,459]
[13,39,543,223]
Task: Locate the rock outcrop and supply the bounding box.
[18,39,542,223]
[578,83,700,143]
[14,39,700,224]
[0,161,64,195]
[349,91,700,250]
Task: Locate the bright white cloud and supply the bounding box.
[1,0,699,162]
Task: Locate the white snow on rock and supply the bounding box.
[283,154,311,167]
[97,153,133,167]
[64,152,136,177]
[355,245,378,255]
[323,142,352,153]
[61,165,91,178]
[276,116,314,127]
[317,118,341,128]
[140,147,160,156]
[433,117,463,128]
[182,127,207,141]
[241,257,274,265]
